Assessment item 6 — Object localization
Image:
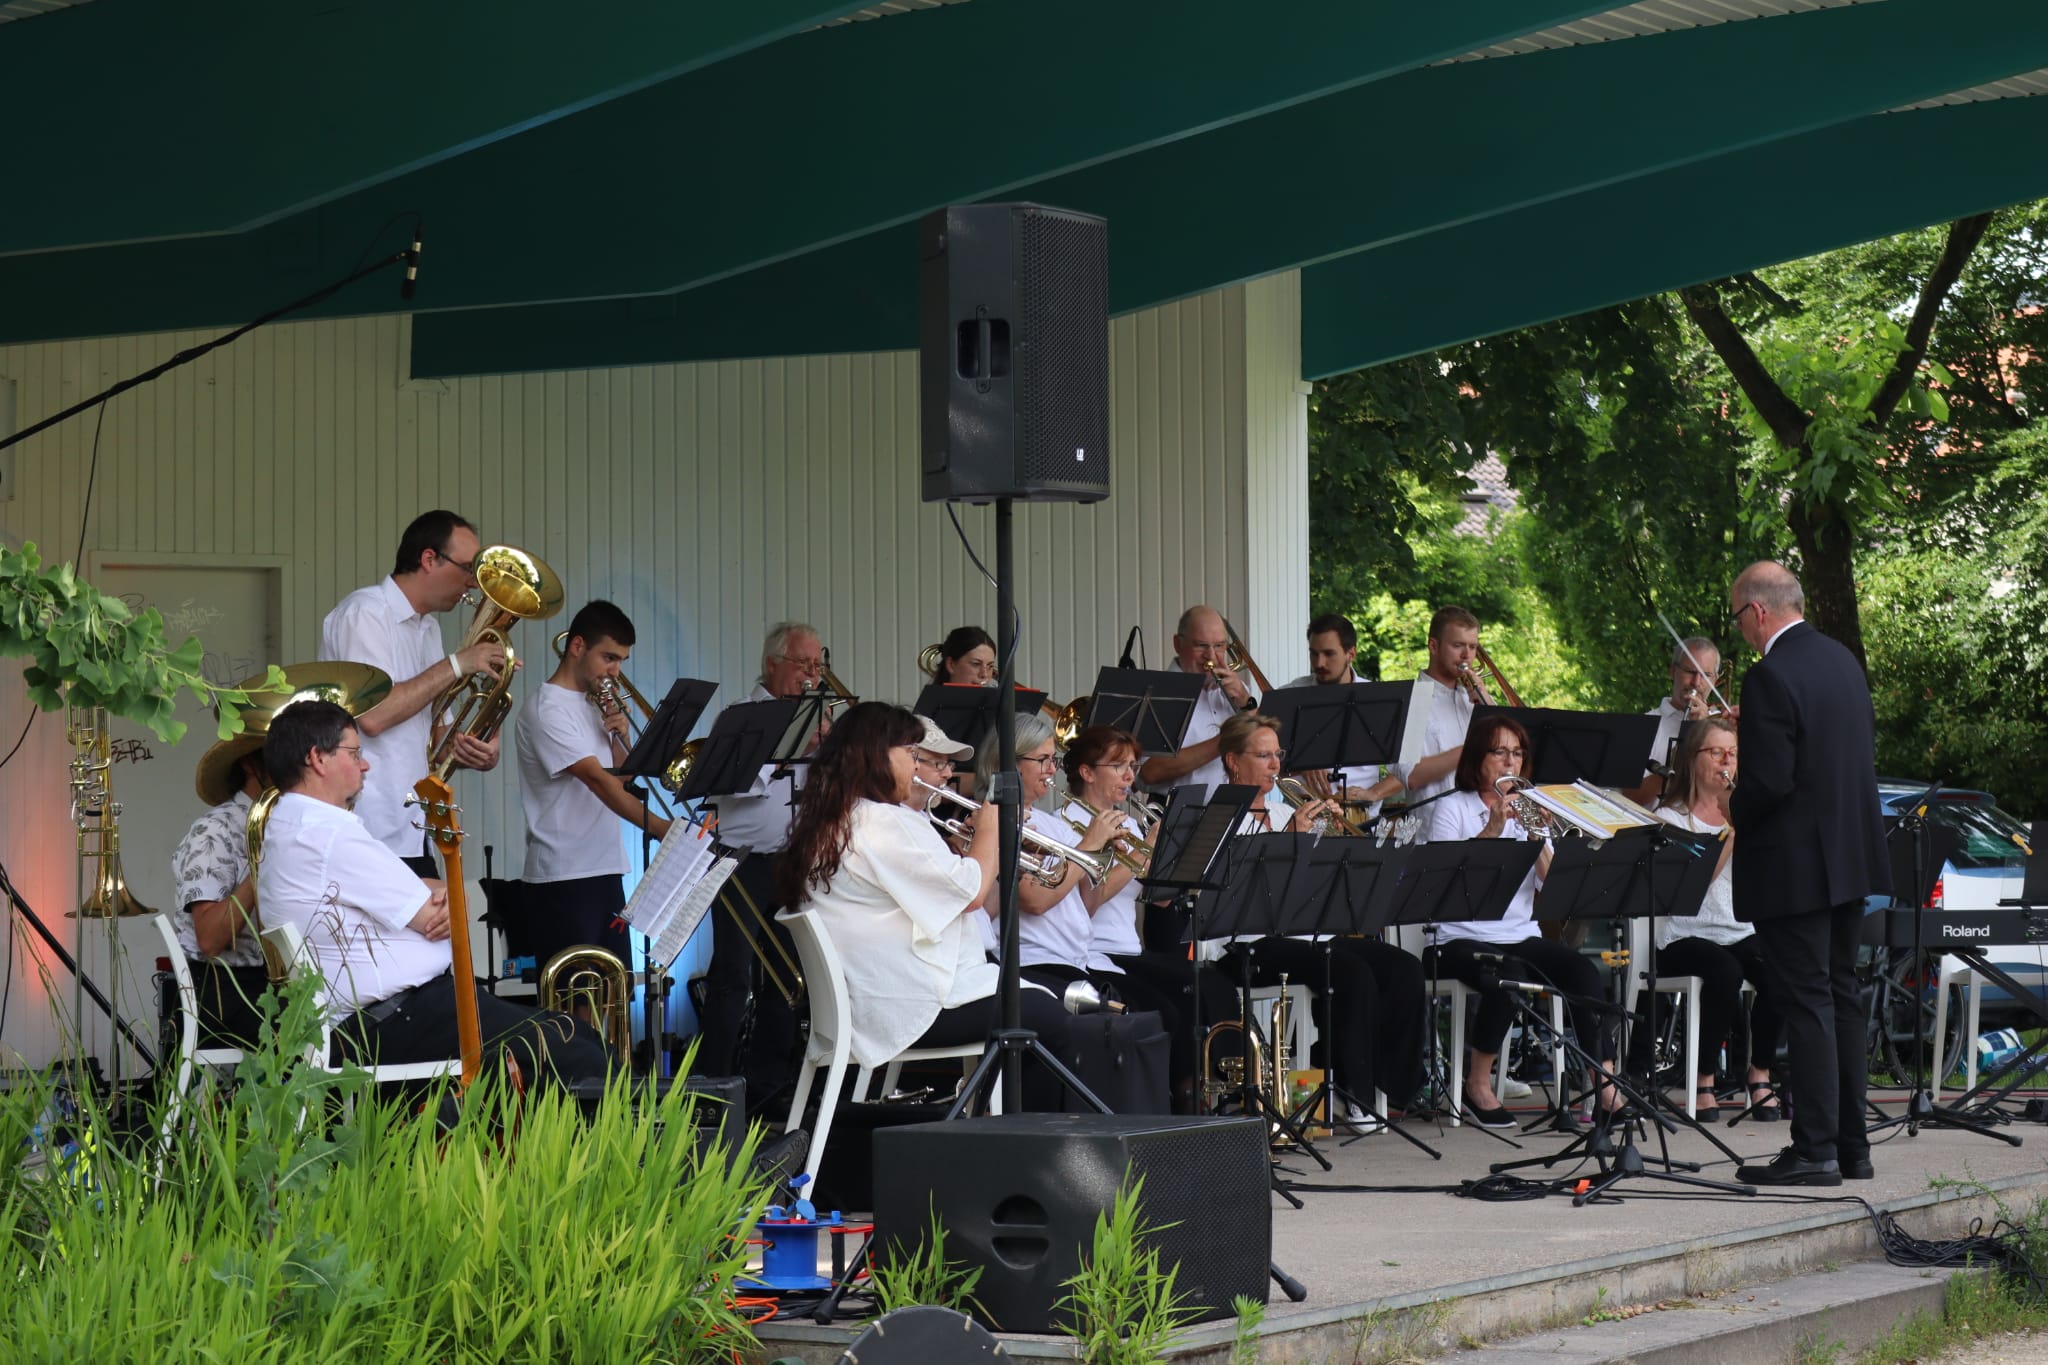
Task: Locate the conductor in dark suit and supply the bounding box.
[1727,562,1890,1187]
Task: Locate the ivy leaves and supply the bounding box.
[0,541,283,743]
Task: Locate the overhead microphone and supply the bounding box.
[400,220,424,301]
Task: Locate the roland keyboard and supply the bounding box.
[1866,905,2048,948]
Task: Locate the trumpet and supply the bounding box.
[1060,796,1154,874]
[912,776,1113,888]
[429,544,564,780]
[1457,641,1523,708]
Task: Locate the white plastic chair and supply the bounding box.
[1401,924,1564,1127]
[1624,919,1759,1118]
[1930,954,1986,1101]
[152,913,247,1148]
[258,922,465,1089]
[777,908,991,1190]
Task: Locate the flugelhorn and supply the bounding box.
[1491,775,1604,845]
[429,544,564,780]
[912,776,1113,888]
[1276,775,1366,837]
[1059,796,1154,874]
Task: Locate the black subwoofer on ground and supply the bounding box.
[872,1113,1270,1333]
[919,202,1110,504]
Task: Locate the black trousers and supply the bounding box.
[1653,935,1784,1078]
[1426,936,1615,1066]
[698,852,803,1110]
[1753,901,1868,1163]
[519,873,630,970]
[340,970,613,1088]
[191,960,271,1051]
[1221,937,1424,1107]
[911,988,1073,1111]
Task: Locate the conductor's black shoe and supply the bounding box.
[1839,1151,1875,1181]
[1736,1149,1842,1187]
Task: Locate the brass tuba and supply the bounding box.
[68,705,152,919]
[429,544,564,780]
[1200,980,1296,1143]
[540,944,634,1058]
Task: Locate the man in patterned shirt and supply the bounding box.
[171,729,273,1047]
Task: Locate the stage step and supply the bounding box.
[1433,1260,1966,1364]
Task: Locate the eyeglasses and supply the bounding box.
[1701,746,1738,760]
[915,754,955,769]
[1728,601,1758,630]
[434,549,477,575]
[329,744,364,760]
[1019,754,1061,768]
[1091,761,1139,774]
[777,654,825,674]
[1486,746,1526,760]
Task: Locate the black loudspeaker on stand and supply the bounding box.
[919,202,1110,504]
[873,1114,1274,1334]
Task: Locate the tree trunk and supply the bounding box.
[1785,490,1867,672]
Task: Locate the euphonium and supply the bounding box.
[1200,1015,1268,1117]
[539,944,634,1058]
[68,705,152,919]
[429,544,565,780]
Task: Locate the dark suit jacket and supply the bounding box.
[1728,621,1891,921]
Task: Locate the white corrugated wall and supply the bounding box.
[0,271,1307,1070]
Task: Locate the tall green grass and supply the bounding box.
[0,977,771,1363]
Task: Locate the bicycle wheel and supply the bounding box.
[1872,950,1968,1088]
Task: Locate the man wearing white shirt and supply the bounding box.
[701,620,828,1102]
[257,700,608,1084]
[320,510,508,877]
[1137,605,1257,797]
[513,599,672,973]
[1642,637,1720,790]
[1283,612,1391,822]
[1356,606,1491,824]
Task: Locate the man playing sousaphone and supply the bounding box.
[320,510,510,878]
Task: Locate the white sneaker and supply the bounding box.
[1503,1076,1533,1100]
[1342,1105,1384,1134]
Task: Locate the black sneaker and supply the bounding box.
[1736,1148,1842,1187]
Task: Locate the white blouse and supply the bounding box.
[801,799,995,1068]
[1020,807,1116,973]
[1063,800,1142,969]
[1424,789,1544,946]
[1652,806,1746,949]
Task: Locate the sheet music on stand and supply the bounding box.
[623,829,742,967]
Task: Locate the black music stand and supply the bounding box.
[913,683,1048,752]
[676,698,804,812]
[1535,825,1750,1165]
[1281,836,1440,1158]
[1382,837,1543,1145]
[602,679,718,1070]
[1082,666,1207,757]
[1262,680,1426,777]
[1198,832,1332,1182]
[1472,707,1662,788]
[1867,794,2013,1143]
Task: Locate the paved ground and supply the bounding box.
[1938,1330,2048,1363]
[1245,1086,2048,1316]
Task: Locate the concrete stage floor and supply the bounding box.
[755,1087,2048,1362]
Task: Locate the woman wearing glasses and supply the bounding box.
[1424,714,1615,1128]
[1649,718,1780,1119]
[972,716,1128,996]
[777,702,1069,1108]
[1208,713,1426,1129]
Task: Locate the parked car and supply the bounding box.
[1875,780,2038,1026]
